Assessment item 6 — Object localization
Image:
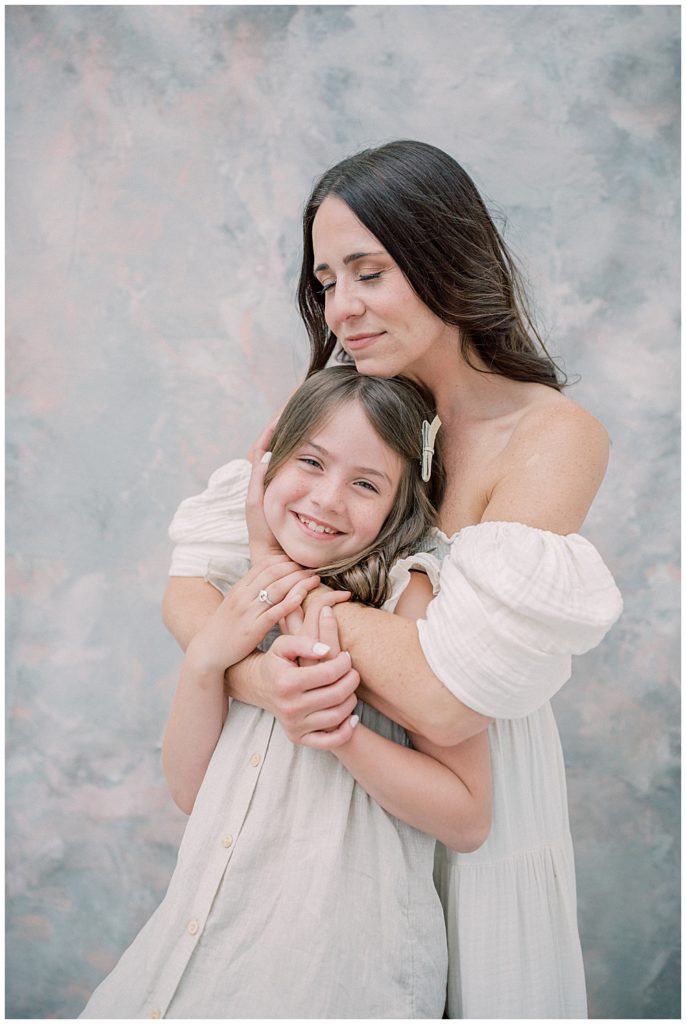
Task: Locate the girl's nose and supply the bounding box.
[312,477,344,513]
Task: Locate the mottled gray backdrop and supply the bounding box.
[6,5,680,1019]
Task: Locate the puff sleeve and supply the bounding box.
[383,551,442,613]
[168,460,251,594]
[417,521,623,719]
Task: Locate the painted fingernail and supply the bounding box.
[321,606,333,618]
[349,714,360,729]
[260,451,273,464]
[312,642,330,656]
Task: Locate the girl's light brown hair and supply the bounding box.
[264,366,445,607]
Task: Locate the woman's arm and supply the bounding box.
[162,577,223,652]
[310,401,612,744]
[326,578,492,851]
[167,403,612,748]
[330,602,484,745]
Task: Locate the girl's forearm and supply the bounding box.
[162,650,227,814]
[333,602,488,746]
[333,724,490,853]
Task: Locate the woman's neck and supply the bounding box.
[413,344,534,427]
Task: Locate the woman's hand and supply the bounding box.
[246,422,284,564]
[186,561,321,676]
[256,591,360,749]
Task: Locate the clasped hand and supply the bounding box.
[257,589,360,749]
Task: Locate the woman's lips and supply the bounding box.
[343,331,385,351]
[290,510,343,540]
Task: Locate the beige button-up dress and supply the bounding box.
[81,462,449,1020]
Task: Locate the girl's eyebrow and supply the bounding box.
[305,440,392,485]
[313,251,385,274]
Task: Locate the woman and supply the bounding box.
[163,141,622,1018]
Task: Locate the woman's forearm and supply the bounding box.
[162,577,224,652]
[333,724,490,852]
[224,650,267,708]
[333,601,488,746]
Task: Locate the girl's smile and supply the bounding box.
[291,510,342,537]
[262,400,402,569]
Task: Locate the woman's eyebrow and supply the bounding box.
[313,251,385,274]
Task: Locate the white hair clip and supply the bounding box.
[421,415,442,482]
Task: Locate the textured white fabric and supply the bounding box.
[168,459,251,589]
[82,461,448,1020]
[418,521,623,719]
[84,462,624,1019]
[424,528,622,1018]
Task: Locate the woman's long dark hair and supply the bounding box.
[298,140,564,390]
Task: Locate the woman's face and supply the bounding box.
[262,399,402,569]
[311,195,458,379]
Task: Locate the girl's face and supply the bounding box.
[311,196,459,380]
[263,399,402,569]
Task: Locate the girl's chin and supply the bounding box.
[277,538,327,570]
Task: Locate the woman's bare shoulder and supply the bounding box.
[513,386,609,463]
[485,389,610,533]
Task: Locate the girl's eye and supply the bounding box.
[318,281,335,295]
[298,456,322,469]
[358,272,382,282]
[355,480,380,494]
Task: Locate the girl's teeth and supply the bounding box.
[298,515,336,535]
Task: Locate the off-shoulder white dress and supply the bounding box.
[80,461,448,1020]
[158,460,623,1020]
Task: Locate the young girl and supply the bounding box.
[81,366,491,1020]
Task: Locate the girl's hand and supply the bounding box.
[279,581,336,638]
[278,581,339,634]
[278,605,305,636]
[257,599,360,749]
[246,422,283,564]
[186,561,321,676]
[296,588,344,664]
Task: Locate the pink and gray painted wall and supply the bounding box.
[6,5,679,1018]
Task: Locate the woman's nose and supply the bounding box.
[328,279,365,323]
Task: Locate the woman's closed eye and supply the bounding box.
[318,271,383,295]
